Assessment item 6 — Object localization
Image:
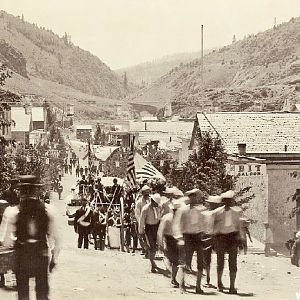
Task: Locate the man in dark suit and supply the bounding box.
[110,178,122,205]
[74,198,92,249]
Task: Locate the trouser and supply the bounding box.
[145,223,159,266]
[215,232,239,273]
[183,233,204,271]
[136,222,147,253]
[15,243,49,300]
[124,225,138,251]
[125,227,131,250]
[93,226,106,250]
[130,223,138,252]
[165,235,179,265]
[203,247,212,268]
[78,228,90,249]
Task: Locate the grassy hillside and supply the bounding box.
[127,16,300,115]
[4,73,132,121]
[0,10,131,99]
[115,50,214,86]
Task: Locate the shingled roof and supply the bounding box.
[195,112,300,153]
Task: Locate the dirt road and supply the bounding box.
[1,172,299,300]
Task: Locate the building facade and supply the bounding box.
[190,112,300,250]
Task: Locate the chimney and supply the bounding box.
[237,143,246,156]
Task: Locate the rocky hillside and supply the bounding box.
[0,10,130,99]
[0,40,28,78]
[127,16,300,115]
[115,50,213,86]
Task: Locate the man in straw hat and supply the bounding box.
[263,221,274,257]
[135,185,151,256]
[13,175,60,300]
[212,190,242,294]
[173,188,207,294]
[161,187,184,217]
[291,231,300,267]
[202,195,223,287]
[157,198,185,288]
[139,193,162,273]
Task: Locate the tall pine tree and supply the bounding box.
[94,123,102,145]
[171,129,234,194]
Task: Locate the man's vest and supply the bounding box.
[16,199,49,245]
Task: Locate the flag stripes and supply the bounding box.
[88,141,94,174]
[126,136,137,189]
[134,152,166,181]
[136,163,164,179]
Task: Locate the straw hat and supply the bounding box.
[206,195,222,203]
[151,193,161,204]
[185,188,202,197]
[220,190,235,200]
[163,187,184,197]
[141,185,151,192]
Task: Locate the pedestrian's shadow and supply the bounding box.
[0,285,16,292]
[184,290,217,296]
[222,291,255,297]
[150,267,166,275]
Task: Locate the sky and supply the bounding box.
[1,0,300,69]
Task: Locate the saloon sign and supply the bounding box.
[227,163,266,177]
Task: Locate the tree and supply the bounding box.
[123,72,128,89]
[232,34,236,43]
[0,64,12,86]
[171,130,234,195]
[94,123,102,145]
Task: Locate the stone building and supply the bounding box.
[190,112,300,250]
[76,125,92,141]
[11,107,32,146]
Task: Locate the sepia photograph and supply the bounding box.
[0,0,300,299]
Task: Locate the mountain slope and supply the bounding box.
[127,16,300,115]
[115,50,214,86]
[0,10,130,99]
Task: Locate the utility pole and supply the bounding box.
[62,105,64,130]
[201,24,204,86]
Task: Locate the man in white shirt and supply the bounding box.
[139,193,161,273]
[212,190,242,294]
[173,188,207,294]
[158,198,184,288]
[135,185,151,255]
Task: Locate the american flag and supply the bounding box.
[126,136,137,189]
[87,140,94,174]
[134,152,166,181]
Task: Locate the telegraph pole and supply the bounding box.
[201,24,204,86]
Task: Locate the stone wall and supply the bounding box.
[267,163,300,248]
[235,174,268,242]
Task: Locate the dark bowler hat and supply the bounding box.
[16,175,44,187]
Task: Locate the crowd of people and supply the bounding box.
[67,168,300,295]
[68,173,262,295]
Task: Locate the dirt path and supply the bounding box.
[1,172,299,300]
